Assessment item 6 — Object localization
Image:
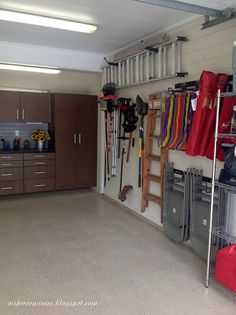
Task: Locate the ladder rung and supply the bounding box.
[149,114,161,119]
[148,134,159,140]
[147,174,161,182]
[146,193,161,205]
[146,154,161,161]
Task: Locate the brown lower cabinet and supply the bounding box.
[24,178,55,193]
[23,153,55,193]
[0,181,23,195]
[51,94,97,190]
[0,152,55,195]
[0,153,24,195]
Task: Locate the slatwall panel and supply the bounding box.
[0,123,48,150]
[102,17,236,226]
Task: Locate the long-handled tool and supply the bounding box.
[117,98,131,159]
[117,109,129,192]
[117,107,122,159]
[104,110,110,181]
[98,85,116,184]
[111,106,118,176]
[122,103,138,163]
[136,95,148,188]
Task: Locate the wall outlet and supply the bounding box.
[15,130,19,137]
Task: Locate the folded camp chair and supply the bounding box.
[163,163,190,243]
[189,169,225,261]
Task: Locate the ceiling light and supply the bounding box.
[0,63,61,74]
[0,9,97,33]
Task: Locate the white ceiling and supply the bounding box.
[0,1,235,54]
[0,0,198,53]
[0,0,236,72]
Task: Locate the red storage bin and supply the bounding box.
[215,245,236,293]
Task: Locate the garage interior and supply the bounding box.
[0,1,236,314]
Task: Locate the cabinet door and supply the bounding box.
[20,92,51,122]
[76,95,97,187]
[53,94,78,190]
[0,91,20,122]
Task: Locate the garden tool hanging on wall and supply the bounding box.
[118,185,133,202]
[136,95,148,188]
[117,98,131,159]
[111,103,119,177]
[117,98,132,192]
[98,82,116,186]
[123,104,139,163]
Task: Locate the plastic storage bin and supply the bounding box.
[215,245,236,293]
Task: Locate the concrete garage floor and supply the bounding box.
[0,190,235,315]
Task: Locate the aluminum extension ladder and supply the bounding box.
[102,36,188,89]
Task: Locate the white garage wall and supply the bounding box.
[100,16,236,226]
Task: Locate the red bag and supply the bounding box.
[186,71,217,156]
[199,74,229,156]
[215,245,236,293]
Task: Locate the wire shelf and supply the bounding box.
[212,226,236,244]
[216,133,236,138]
[211,278,236,298]
[215,181,236,193]
[206,89,236,296]
[220,92,236,97]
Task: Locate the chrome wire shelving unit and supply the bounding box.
[205,89,236,298]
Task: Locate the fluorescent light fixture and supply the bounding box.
[0,9,97,33]
[0,87,48,93]
[0,63,61,74]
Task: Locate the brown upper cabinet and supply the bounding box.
[0,91,51,123]
[0,91,20,122]
[20,92,51,123]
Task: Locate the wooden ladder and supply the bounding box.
[141,105,168,221]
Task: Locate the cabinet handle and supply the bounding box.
[73,134,77,144]
[35,162,45,165]
[34,184,45,187]
[1,156,12,159]
[16,109,19,120]
[35,171,46,174]
[22,109,25,120]
[34,155,45,158]
[78,134,82,144]
[1,173,13,176]
[1,186,13,190]
[1,163,12,166]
